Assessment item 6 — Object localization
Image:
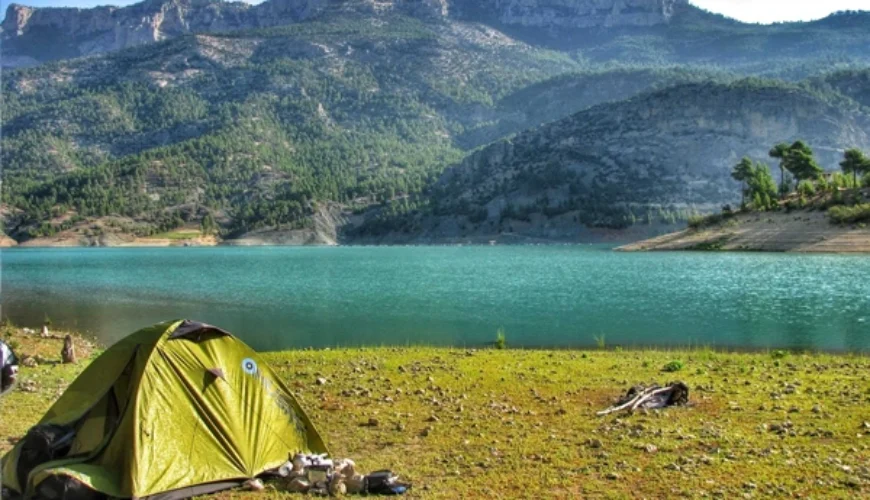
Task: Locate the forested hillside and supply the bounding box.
[3,16,580,240]
[351,78,870,241]
[3,2,870,245]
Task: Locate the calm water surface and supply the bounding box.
[2,246,869,352]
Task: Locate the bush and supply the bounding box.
[817,175,831,193]
[593,334,606,350]
[662,360,685,373]
[494,328,506,350]
[770,350,788,359]
[688,239,725,251]
[687,215,706,229]
[797,180,816,198]
[688,213,726,230]
[828,204,870,224]
[830,172,849,190]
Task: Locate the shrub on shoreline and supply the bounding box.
[688,211,737,230]
[828,203,870,224]
[494,328,506,350]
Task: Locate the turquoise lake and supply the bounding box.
[2,246,869,352]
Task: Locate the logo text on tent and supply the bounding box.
[241,358,308,437]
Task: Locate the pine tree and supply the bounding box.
[769,143,790,197]
[840,148,870,186]
[731,157,754,206]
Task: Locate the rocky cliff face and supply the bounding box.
[485,0,685,28]
[1,0,255,65]
[417,81,870,234]
[1,0,685,66]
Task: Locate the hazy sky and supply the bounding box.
[689,0,869,24]
[0,0,867,25]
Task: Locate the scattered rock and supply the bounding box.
[18,380,38,393]
[843,477,862,489]
[285,477,310,493]
[586,439,603,449]
[243,478,265,491]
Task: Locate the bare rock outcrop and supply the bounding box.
[1,0,253,65]
[1,0,688,67]
[486,0,686,28]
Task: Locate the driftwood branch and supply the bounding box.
[597,383,689,416]
[630,386,674,412]
[596,395,641,416]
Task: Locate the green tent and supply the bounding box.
[1,320,328,499]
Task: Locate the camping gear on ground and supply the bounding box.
[0,339,19,396]
[597,381,690,416]
[0,320,327,499]
[276,454,410,496]
[363,470,410,495]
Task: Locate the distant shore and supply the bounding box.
[618,209,870,253]
[2,234,220,248]
[1,224,675,249]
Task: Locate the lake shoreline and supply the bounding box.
[4,239,631,249]
[619,209,870,253]
[2,327,868,498]
[3,222,676,249]
[5,321,870,355]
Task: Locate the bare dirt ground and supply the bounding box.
[618,210,870,253]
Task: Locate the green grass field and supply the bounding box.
[2,328,868,498]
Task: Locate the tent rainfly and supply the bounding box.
[1,320,327,499]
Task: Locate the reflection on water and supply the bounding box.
[2,246,869,352]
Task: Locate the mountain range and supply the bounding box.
[2,0,870,245]
[1,0,687,66]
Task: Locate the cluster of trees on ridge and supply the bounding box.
[725,143,870,225]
